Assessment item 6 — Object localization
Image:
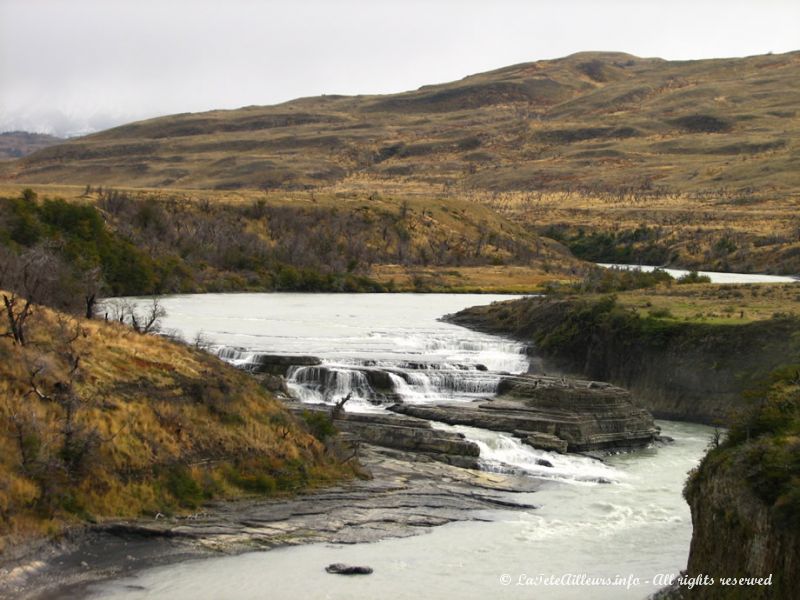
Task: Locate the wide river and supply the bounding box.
[598,263,798,284]
[92,294,714,599]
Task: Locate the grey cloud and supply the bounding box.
[2,0,799,136]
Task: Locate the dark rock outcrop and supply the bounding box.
[390,374,658,452]
[254,373,290,395]
[288,404,480,468]
[245,354,321,375]
[682,457,797,599]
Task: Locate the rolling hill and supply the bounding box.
[0,131,63,161]
[3,51,799,195]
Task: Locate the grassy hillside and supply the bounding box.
[3,51,799,196]
[477,189,800,275]
[0,300,352,553]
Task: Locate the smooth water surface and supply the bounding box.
[599,263,798,284]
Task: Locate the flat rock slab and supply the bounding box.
[391,373,659,452]
[288,403,481,466]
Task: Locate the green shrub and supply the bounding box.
[723,367,800,525]
[677,270,712,284]
[300,410,337,442]
[166,466,204,508]
[574,267,673,293]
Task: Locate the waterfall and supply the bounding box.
[212,308,530,413]
[286,366,374,403]
[215,346,259,370]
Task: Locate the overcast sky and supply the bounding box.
[2,0,799,137]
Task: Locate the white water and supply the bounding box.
[130,293,530,412]
[599,263,798,284]
[433,422,625,484]
[104,293,716,599]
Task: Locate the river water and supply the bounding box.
[153,293,530,412]
[598,263,798,284]
[94,293,714,599]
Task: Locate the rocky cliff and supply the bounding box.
[681,461,799,599]
[679,367,800,599]
[447,296,800,425]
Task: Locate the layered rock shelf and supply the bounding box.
[223,351,659,454]
[390,374,659,452]
[287,404,481,468]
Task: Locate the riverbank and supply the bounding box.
[28,420,711,600]
[1,441,539,600]
[0,301,355,580]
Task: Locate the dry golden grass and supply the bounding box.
[370,264,572,293]
[467,187,800,274]
[609,283,800,324]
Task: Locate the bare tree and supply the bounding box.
[331,392,352,420]
[20,316,100,484]
[130,298,166,333]
[80,266,104,320]
[0,246,62,345]
[107,297,167,334]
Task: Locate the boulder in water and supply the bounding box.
[249,354,321,375]
[325,563,373,575]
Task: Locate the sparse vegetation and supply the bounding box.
[5,51,799,198]
[1,187,580,297]
[569,266,673,293]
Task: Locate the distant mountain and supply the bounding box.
[4,51,799,194]
[0,131,64,160]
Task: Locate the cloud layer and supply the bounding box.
[2,0,799,137]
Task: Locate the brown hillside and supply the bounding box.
[0,132,63,161]
[5,51,799,195]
